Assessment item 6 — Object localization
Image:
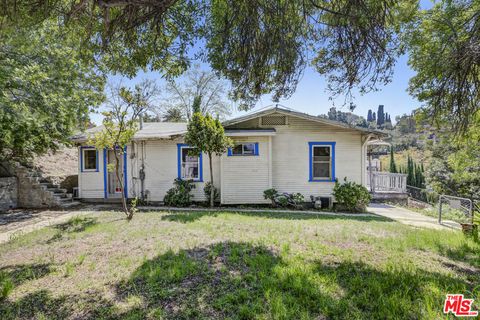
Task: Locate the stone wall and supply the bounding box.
[0,177,17,211]
[15,166,58,208]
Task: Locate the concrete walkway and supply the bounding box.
[367,203,460,230]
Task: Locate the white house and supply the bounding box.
[72,106,387,204]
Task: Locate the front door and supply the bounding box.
[107,149,124,196]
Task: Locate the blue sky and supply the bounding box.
[93,53,419,125]
[92,1,435,125]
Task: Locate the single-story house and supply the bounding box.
[72,106,386,204]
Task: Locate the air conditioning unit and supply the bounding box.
[310,196,332,209]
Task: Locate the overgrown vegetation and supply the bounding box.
[263,188,279,207]
[164,179,194,207]
[263,189,304,209]
[333,179,371,212]
[0,211,478,319]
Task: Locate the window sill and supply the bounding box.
[309,178,335,182]
[179,178,203,183]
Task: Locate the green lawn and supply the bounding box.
[0,210,478,319]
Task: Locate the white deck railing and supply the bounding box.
[367,171,407,193]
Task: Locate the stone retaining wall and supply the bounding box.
[0,177,17,211]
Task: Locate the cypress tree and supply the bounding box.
[367,109,373,122]
[407,156,414,186]
[389,147,397,173]
[377,105,385,127]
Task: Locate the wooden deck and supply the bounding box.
[367,171,408,204]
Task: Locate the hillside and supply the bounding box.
[33,147,78,185]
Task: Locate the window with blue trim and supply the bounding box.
[309,142,335,182]
[178,144,202,181]
[81,148,98,172]
[228,142,259,156]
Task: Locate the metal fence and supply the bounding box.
[407,185,477,225]
[406,185,439,205]
[438,195,473,225]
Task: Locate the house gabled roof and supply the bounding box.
[72,106,387,143]
[71,122,188,143]
[222,106,388,136]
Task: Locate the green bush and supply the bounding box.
[263,188,279,207]
[333,178,371,212]
[164,179,194,207]
[204,182,220,205]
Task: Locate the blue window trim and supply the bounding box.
[102,146,128,199]
[103,149,107,199]
[80,146,99,172]
[177,144,203,182]
[308,142,336,182]
[123,146,128,198]
[227,142,259,156]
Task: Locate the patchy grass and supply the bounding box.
[0,210,478,319]
[405,203,474,225]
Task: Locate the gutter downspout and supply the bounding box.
[140,140,146,200]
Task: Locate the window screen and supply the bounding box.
[312,146,331,179]
[83,149,97,171]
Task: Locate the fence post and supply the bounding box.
[438,195,443,224]
[469,199,473,224]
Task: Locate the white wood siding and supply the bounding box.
[79,112,365,203]
[142,139,220,202]
[78,147,104,198]
[225,113,364,199]
[221,137,270,204]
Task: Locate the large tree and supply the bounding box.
[0,20,105,162]
[1,0,417,110]
[406,0,480,133]
[159,65,232,120]
[426,115,480,200]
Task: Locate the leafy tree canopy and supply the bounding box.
[5,0,477,133]
[406,0,480,133]
[0,20,105,162]
[1,0,417,110]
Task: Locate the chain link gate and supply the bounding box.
[438,195,473,224]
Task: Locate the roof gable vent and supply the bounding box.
[261,115,287,126]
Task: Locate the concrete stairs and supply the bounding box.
[15,165,81,209]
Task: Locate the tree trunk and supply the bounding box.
[114,149,130,219]
[209,152,214,207]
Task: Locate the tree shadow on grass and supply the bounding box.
[113,241,471,319]
[0,289,123,320]
[46,216,97,243]
[311,260,478,319]
[0,263,52,287]
[435,241,480,269]
[161,210,393,224]
[1,242,476,319]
